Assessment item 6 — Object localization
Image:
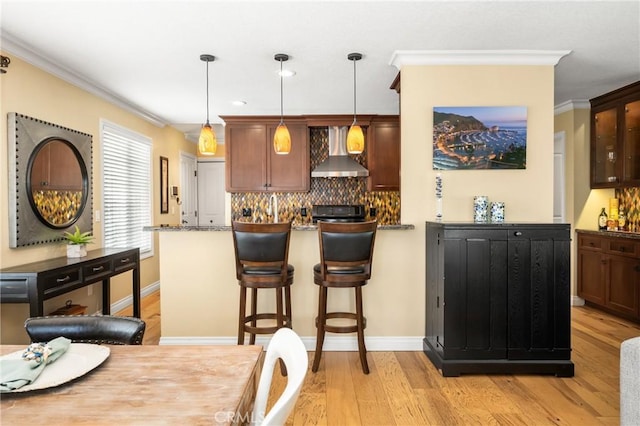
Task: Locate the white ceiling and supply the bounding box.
[1,0,639,141]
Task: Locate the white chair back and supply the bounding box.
[253,328,308,426]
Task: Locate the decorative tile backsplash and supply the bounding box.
[616,187,640,230]
[230,127,400,225]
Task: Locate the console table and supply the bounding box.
[0,248,140,317]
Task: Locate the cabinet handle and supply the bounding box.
[120,258,130,263]
[92,266,105,272]
[56,275,71,283]
[514,231,523,236]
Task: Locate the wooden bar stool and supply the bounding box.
[312,220,377,374]
[232,221,294,345]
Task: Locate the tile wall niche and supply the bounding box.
[616,187,640,231]
[230,127,400,225]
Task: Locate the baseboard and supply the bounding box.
[106,281,160,314]
[159,335,424,351]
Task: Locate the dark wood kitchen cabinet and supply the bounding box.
[590,80,640,188]
[222,116,309,192]
[424,222,573,377]
[577,230,640,321]
[367,115,400,191]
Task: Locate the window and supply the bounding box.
[101,120,153,257]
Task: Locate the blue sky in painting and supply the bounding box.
[434,106,527,128]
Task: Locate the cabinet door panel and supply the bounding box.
[226,125,266,191]
[267,123,309,192]
[592,108,619,186]
[444,232,507,359]
[578,249,606,304]
[367,119,400,191]
[623,100,640,184]
[606,255,640,317]
[508,232,571,360]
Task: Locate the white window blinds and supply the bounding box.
[101,121,153,255]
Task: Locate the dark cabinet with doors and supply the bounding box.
[222,116,309,192]
[424,222,573,377]
[590,80,640,188]
[577,230,640,321]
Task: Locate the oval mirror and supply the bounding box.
[26,138,88,229]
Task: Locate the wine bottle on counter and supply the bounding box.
[618,206,626,231]
[598,208,608,231]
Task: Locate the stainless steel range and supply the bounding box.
[311,205,366,223]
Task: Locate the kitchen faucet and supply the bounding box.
[267,194,278,223]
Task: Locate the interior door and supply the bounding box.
[197,160,226,226]
[179,152,197,226]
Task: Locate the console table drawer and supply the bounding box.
[113,251,138,272]
[83,260,114,281]
[0,277,30,301]
[1,248,140,318]
[42,268,82,292]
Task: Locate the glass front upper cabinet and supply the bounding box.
[592,107,618,186]
[590,81,640,188]
[623,100,640,184]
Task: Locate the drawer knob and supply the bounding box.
[120,258,130,263]
[56,275,71,283]
[514,231,523,236]
[92,266,105,272]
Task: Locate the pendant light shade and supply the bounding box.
[274,53,291,155]
[347,52,364,154]
[198,54,217,156]
[274,123,291,154]
[346,124,364,154]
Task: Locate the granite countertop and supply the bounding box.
[576,229,640,240]
[144,223,415,232]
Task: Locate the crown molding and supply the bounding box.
[389,50,572,69]
[554,99,590,115]
[1,30,167,127]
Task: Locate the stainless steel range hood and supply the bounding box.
[311,126,369,178]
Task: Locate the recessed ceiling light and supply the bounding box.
[232,100,247,106]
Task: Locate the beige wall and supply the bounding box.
[400,65,555,226]
[554,106,614,296]
[0,54,195,343]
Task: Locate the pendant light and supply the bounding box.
[346,52,364,155]
[198,54,217,156]
[273,53,291,155]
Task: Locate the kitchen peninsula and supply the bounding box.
[146,223,417,347]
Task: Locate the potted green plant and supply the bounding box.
[63,225,94,258]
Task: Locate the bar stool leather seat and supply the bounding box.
[312,220,377,374]
[232,221,294,345]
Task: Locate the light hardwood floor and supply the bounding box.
[118,292,640,425]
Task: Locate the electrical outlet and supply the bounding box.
[242,208,252,217]
[87,284,93,296]
[300,207,307,217]
[369,207,377,217]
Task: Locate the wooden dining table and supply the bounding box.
[0,344,263,425]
